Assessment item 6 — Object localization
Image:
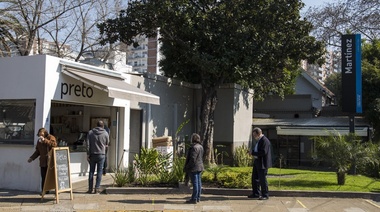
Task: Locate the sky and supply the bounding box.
[302,0,336,11]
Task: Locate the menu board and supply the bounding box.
[42,147,73,203]
[55,149,70,190]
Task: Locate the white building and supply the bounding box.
[301,49,341,84]
[0,55,253,192]
[126,34,162,75]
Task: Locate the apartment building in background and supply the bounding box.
[126,34,162,75]
[30,38,72,58]
[301,49,341,84]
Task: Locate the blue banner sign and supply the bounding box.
[341,34,362,113]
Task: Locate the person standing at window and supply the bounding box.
[86,120,109,194]
[27,128,57,195]
[248,127,272,200]
[184,133,204,204]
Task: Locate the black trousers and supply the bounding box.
[103,149,108,174]
[251,160,269,197]
[40,166,48,191]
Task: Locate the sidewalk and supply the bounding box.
[1,174,380,211]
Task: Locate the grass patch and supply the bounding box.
[202,167,380,193]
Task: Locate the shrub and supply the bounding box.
[220,171,251,188]
[134,147,173,185]
[156,152,175,183]
[205,164,227,182]
[172,156,186,182]
[233,144,252,167]
[111,165,135,187]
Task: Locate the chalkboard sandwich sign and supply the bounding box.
[42,147,73,203]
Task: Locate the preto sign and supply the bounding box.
[61,82,94,99]
[341,34,362,113]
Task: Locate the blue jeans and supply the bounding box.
[88,154,105,190]
[252,160,269,198]
[189,171,202,201]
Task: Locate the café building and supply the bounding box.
[0,55,160,192]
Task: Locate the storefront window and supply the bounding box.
[0,99,35,145]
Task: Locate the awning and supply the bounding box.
[253,117,370,137]
[276,126,369,137]
[61,68,160,105]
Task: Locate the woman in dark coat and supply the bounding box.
[184,133,204,204]
[28,128,57,194]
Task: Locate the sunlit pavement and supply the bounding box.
[1,174,380,212]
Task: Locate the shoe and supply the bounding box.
[259,196,269,200]
[248,194,260,198]
[197,199,200,203]
[86,190,93,194]
[185,199,197,204]
[94,188,100,194]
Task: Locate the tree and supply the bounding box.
[0,0,126,63]
[0,0,88,56]
[324,72,342,106]
[304,0,380,48]
[362,39,380,140]
[313,133,378,185]
[40,0,126,61]
[98,0,325,164]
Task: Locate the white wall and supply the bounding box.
[129,74,197,146]
[295,75,323,110]
[130,74,254,165]
[0,55,50,191]
[0,55,132,191]
[0,55,255,190]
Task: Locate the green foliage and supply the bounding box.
[362,40,380,140]
[111,166,135,187]
[156,153,175,184]
[233,144,253,167]
[172,156,186,182]
[98,0,325,165]
[202,167,380,192]
[312,132,380,185]
[219,171,251,188]
[99,0,324,99]
[205,164,226,182]
[324,72,342,105]
[312,133,353,174]
[214,145,229,165]
[355,141,380,178]
[174,119,190,158]
[175,119,190,138]
[134,148,172,185]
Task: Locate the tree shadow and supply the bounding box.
[107,195,246,204]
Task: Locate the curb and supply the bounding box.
[105,187,380,201]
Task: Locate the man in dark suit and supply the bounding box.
[248,127,272,200]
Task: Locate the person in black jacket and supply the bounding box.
[248,127,272,200]
[184,133,204,204]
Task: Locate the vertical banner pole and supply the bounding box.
[342,34,362,134]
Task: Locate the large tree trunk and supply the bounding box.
[200,85,218,165]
